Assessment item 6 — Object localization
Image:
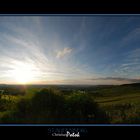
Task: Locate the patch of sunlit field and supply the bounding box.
[90,87,140,123]
[1,95,19,101]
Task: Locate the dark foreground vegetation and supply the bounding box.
[0,83,140,124]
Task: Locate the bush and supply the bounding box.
[30,88,65,123]
[65,92,110,123]
[1,88,65,123]
[1,88,110,124]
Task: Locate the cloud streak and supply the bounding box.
[0,16,140,85]
[56,47,72,58]
[0,17,96,84]
[88,77,140,84]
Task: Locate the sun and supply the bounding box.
[11,62,36,84]
[14,68,33,84]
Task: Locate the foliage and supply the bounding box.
[1,88,109,124]
[1,83,140,124]
[65,92,109,123]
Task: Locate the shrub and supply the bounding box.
[1,88,110,124]
[65,92,110,123]
[30,88,65,123]
[1,88,65,123]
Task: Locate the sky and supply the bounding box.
[0,15,140,85]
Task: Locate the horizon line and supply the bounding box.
[0,82,139,86]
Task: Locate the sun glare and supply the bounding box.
[10,62,36,84]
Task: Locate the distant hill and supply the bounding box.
[121,83,140,87]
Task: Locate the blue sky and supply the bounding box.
[0,15,140,85]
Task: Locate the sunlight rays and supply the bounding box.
[9,61,39,84]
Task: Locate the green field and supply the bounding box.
[0,83,140,124]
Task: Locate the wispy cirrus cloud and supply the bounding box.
[56,47,72,58]
[1,16,140,85]
[0,18,94,84]
[114,47,140,78]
